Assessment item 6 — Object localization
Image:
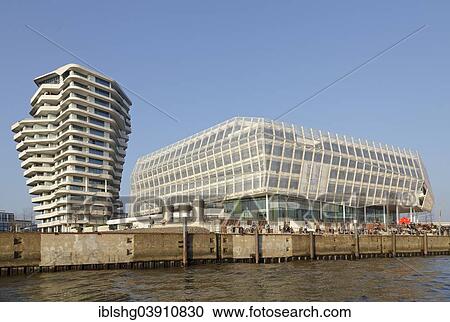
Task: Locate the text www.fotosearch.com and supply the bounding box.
[98,305,352,320]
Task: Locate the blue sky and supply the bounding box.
[1,1,449,220]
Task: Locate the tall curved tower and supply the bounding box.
[12,64,132,232]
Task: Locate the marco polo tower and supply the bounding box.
[12,64,132,232]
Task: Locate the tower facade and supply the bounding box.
[12,64,132,232]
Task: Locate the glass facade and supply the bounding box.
[131,117,434,223]
[0,211,14,232]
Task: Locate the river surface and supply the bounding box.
[0,256,449,301]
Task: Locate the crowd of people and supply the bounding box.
[223,220,450,236]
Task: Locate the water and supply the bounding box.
[0,257,449,301]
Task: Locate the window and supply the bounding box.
[89,139,105,147]
[75,104,87,111]
[273,145,282,156]
[73,81,88,89]
[95,77,110,87]
[89,167,103,174]
[290,179,299,190]
[69,185,83,191]
[314,152,322,163]
[94,109,110,118]
[284,147,293,158]
[73,135,83,141]
[74,71,87,78]
[292,163,301,174]
[268,176,278,188]
[88,158,103,165]
[95,98,109,107]
[72,145,82,151]
[89,178,104,185]
[74,93,87,100]
[89,117,105,126]
[90,128,104,137]
[95,87,110,97]
[280,177,289,189]
[281,162,291,173]
[89,148,103,156]
[40,75,60,85]
[270,160,281,172]
[330,169,338,179]
[332,143,340,153]
[73,125,85,132]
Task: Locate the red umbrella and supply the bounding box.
[399,217,411,224]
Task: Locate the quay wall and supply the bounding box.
[428,236,450,252]
[40,233,134,266]
[220,234,256,259]
[0,233,40,267]
[260,234,292,259]
[1,232,450,275]
[133,233,183,261]
[359,236,382,255]
[291,234,310,257]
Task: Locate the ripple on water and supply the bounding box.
[0,257,449,301]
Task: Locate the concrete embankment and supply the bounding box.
[1,232,449,276]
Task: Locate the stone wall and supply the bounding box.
[1,232,450,274]
[395,236,423,253]
[291,234,310,257]
[188,233,217,260]
[427,236,450,252]
[133,232,183,261]
[260,234,292,258]
[41,233,133,266]
[359,236,382,255]
[315,235,354,256]
[0,233,41,267]
[220,234,256,259]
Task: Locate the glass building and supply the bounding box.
[0,211,14,232]
[131,117,433,225]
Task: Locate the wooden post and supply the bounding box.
[423,233,428,256]
[309,231,315,260]
[392,232,396,257]
[255,229,260,264]
[354,228,360,259]
[216,233,221,261]
[182,216,188,267]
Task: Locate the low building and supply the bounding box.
[0,211,14,232]
[0,210,35,232]
[129,117,434,231]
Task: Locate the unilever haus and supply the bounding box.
[131,117,434,227]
